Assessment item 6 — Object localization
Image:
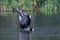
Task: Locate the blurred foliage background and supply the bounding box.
[0,0,60,15]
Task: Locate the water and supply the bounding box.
[32,14,60,40]
[0,13,60,40]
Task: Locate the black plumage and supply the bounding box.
[11,7,31,29]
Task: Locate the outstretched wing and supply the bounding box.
[11,7,23,17]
